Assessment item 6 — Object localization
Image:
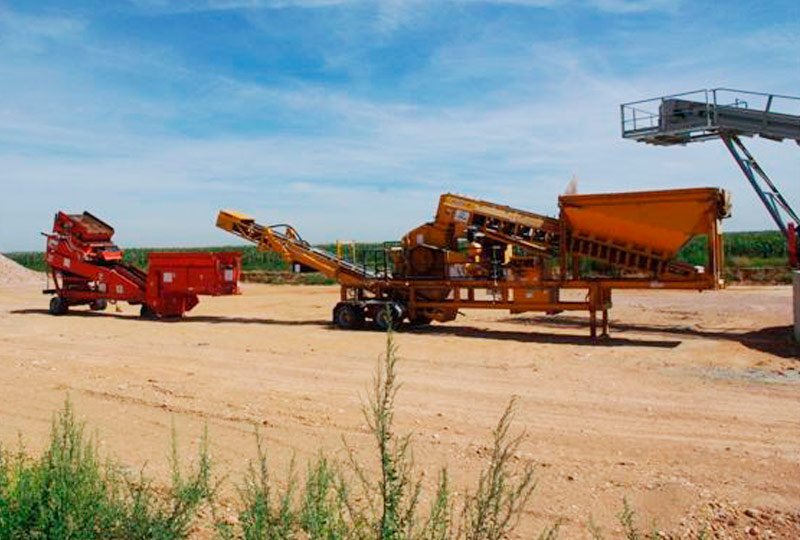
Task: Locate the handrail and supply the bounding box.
[621,87,800,140]
[713,88,800,103]
[621,88,709,108]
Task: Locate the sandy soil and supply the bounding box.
[0,282,798,538]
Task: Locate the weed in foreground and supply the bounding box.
[223,328,540,539]
[0,400,211,540]
[0,331,540,539]
[588,497,710,540]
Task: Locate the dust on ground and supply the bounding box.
[0,282,797,538]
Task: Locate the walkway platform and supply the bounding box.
[621,89,800,146]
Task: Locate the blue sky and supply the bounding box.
[0,0,798,250]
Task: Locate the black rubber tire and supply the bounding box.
[373,303,403,331]
[333,302,364,330]
[90,299,108,311]
[49,297,68,316]
[139,305,157,319]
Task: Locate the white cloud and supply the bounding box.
[585,0,680,13]
[128,0,359,13]
[3,66,797,251]
[0,7,85,38]
[128,0,681,14]
[0,3,798,250]
[0,6,86,52]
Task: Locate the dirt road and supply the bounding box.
[1,281,798,538]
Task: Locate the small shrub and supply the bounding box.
[298,456,353,539]
[217,432,296,540]
[461,397,536,540]
[217,329,539,539]
[589,498,709,540]
[1,333,539,539]
[0,400,212,540]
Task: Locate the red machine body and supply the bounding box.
[44,211,241,318]
[144,252,240,317]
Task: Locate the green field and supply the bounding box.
[677,230,789,268]
[5,232,790,278]
[5,245,289,273]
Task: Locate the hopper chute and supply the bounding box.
[560,187,729,275]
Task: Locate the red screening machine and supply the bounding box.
[44,211,241,318]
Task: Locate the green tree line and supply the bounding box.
[3,232,790,273]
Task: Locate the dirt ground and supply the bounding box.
[0,280,798,538]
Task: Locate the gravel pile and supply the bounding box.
[0,254,44,286]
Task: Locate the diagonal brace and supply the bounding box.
[721,134,800,236]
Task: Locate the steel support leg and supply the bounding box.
[601,309,609,339]
[721,134,800,236]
